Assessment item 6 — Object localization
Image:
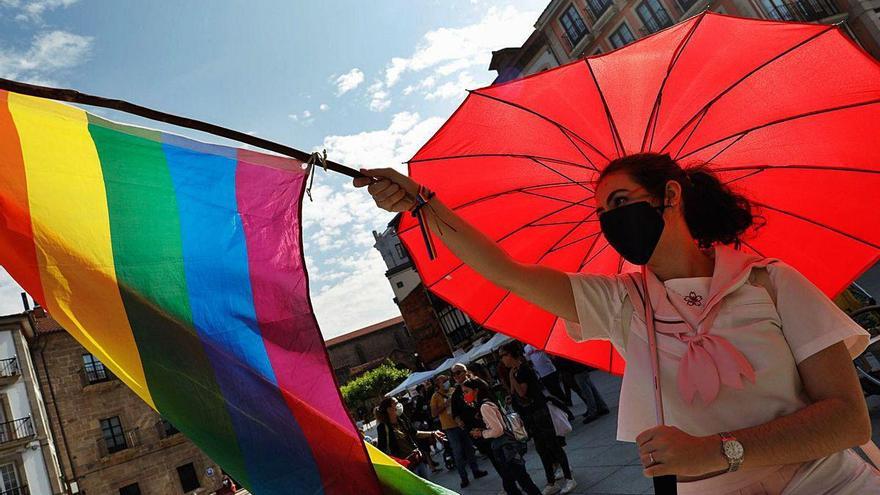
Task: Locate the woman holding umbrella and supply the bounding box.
[354,151,880,493]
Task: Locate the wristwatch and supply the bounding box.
[719,432,744,472]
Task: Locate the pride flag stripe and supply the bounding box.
[7,93,153,406]
[86,118,251,485]
[0,91,44,305]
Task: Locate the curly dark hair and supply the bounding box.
[598,152,763,249]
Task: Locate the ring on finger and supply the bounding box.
[648,453,655,465]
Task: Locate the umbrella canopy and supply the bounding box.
[399,12,880,375]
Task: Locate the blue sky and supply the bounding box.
[0,0,545,338]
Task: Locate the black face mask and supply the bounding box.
[599,201,666,265]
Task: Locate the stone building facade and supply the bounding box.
[490,0,880,83]
[325,315,419,384]
[26,310,223,495]
[0,313,65,495]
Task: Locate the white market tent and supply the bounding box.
[384,334,514,397]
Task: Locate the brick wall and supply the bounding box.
[398,286,453,366]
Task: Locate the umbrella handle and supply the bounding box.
[641,268,678,494]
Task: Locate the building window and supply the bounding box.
[677,0,699,12]
[158,418,180,438]
[637,0,673,33]
[101,416,128,454]
[119,483,141,495]
[83,353,110,384]
[586,0,613,19]
[760,0,838,21]
[437,304,478,347]
[0,463,20,495]
[559,5,589,47]
[609,23,636,48]
[396,281,404,289]
[394,243,406,259]
[177,462,200,492]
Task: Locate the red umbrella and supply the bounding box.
[398,12,880,375]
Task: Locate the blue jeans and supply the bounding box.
[444,427,479,481]
[573,370,608,416]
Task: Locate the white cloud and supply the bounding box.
[319,103,329,111]
[288,109,314,126]
[367,81,391,112]
[334,68,364,95]
[382,6,535,88]
[310,251,399,339]
[1,0,78,22]
[0,30,93,84]
[425,71,475,100]
[301,111,446,337]
[302,110,311,118]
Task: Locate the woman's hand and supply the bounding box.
[353,168,420,212]
[636,425,727,478]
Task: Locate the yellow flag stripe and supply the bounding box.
[8,93,153,408]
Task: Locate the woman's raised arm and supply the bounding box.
[354,168,578,322]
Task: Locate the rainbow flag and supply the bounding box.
[0,89,456,495]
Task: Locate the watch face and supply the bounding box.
[724,441,744,460]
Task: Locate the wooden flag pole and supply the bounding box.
[0,77,365,180]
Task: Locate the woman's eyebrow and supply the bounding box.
[604,188,629,206]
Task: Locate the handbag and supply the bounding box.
[547,401,572,436]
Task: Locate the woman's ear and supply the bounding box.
[665,179,683,208]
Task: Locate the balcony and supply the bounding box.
[0,486,28,495]
[0,418,35,447]
[0,358,20,387]
[97,427,140,457]
[763,0,840,22]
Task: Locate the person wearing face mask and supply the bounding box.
[355,152,880,494]
[376,396,445,479]
[446,364,490,488]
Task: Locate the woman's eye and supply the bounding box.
[613,196,628,207]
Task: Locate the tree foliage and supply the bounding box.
[340,361,409,418]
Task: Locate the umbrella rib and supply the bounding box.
[641,13,707,153]
[479,210,600,328]
[548,232,603,254]
[408,153,592,170]
[520,189,594,206]
[426,196,599,288]
[585,58,625,158]
[532,219,600,227]
[468,90,608,167]
[576,233,606,273]
[677,98,880,161]
[657,26,835,156]
[693,133,746,163]
[739,239,766,258]
[722,168,766,185]
[396,181,594,236]
[529,157,594,194]
[579,240,613,273]
[754,201,880,250]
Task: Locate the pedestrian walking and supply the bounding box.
[448,363,490,488]
[375,396,446,479]
[464,377,542,495]
[356,150,880,493]
[502,342,576,495]
[523,344,567,406]
[554,357,610,423]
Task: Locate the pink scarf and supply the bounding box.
[627,246,776,405]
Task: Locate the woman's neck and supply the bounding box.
[649,239,714,282]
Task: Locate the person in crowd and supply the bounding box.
[554,357,610,424]
[464,377,542,495]
[431,374,461,472]
[524,344,567,405]
[376,396,445,479]
[447,363,490,487]
[502,342,577,495]
[355,152,880,492]
[413,382,441,472]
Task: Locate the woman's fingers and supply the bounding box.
[377,188,408,210]
[639,451,660,467]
